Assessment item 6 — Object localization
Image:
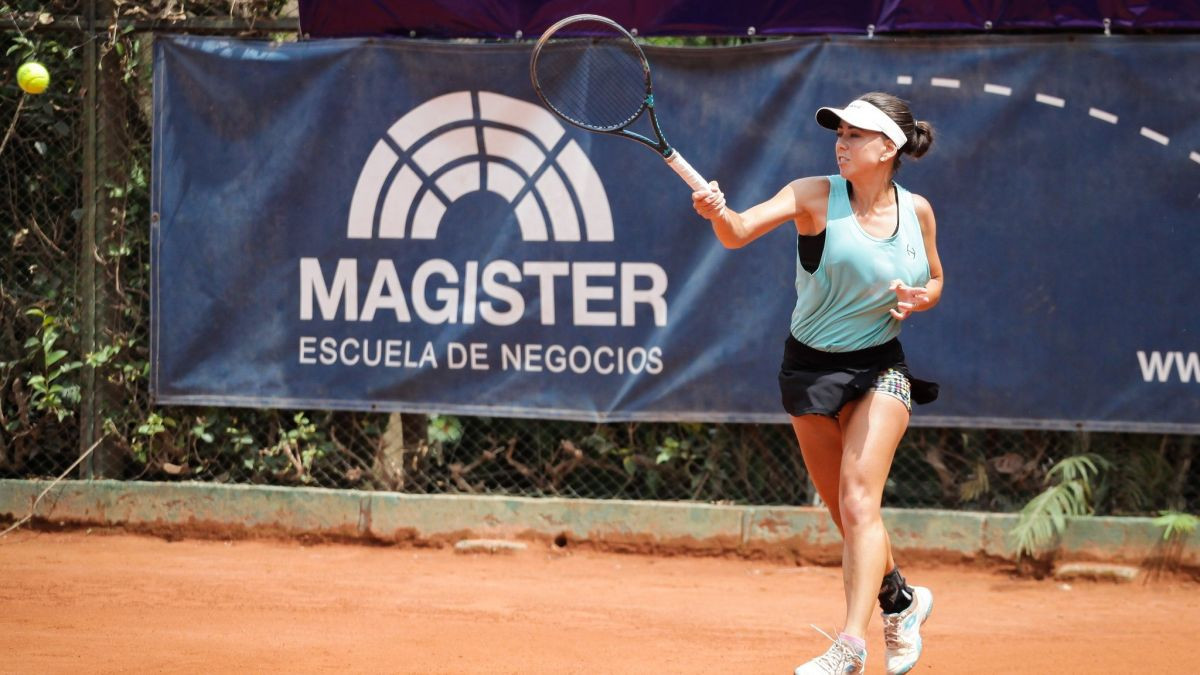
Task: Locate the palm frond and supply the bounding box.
[1152,511,1199,542]
[1009,452,1110,558]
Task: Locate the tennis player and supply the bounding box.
[692,92,942,675]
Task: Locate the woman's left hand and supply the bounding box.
[888,280,930,320]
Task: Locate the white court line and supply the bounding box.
[1191,151,1200,165]
[896,75,913,85]
[1035,93,1065,107]
[1088,108,1118,124]
[983,83,1011,96]
[1140,127,1170,146]
[931,77,960,88]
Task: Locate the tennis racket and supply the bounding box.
[530,14,710,193]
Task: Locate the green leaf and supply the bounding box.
[622,456,638,477]
[427,415,463,445]
[301,447,319,468]
[86,344,120,367]
[45,349,68,367]
[1153,511,1199,542]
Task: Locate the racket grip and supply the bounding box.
[664,151,710,193]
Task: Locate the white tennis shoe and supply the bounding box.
[794,626,866,675]
[882,585,933,674]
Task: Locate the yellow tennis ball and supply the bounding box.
[17,61,50,95]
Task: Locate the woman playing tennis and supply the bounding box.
[692,92,942,675]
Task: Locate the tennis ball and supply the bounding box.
[17,61,50,95]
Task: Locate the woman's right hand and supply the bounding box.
[692,180,726,220]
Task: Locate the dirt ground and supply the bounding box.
[1,530,1197,674]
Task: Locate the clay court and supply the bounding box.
[1,530,1197,674]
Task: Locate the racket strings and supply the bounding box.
[534,29,648,131]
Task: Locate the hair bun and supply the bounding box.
[908,120,934,159]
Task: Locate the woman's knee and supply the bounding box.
[838,487,882,530]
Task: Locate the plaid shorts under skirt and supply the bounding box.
[871,367,913,412]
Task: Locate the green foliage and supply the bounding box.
[427,415,463,445]
[0,2,305,479]
[642,36,784,47]
[1096,436,1175,515]
[1152,511,1199,542]
[1008,453,1110,558]
[249,412,330,484]
[131,411,174,464]
[20,309,82,422]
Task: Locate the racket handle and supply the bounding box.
[664,151,710,193]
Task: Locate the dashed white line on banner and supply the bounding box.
[894,74,1197,171]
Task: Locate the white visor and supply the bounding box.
[815,99,907,149]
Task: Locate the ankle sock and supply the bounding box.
[878,566,914,614]
[838,632,866,654]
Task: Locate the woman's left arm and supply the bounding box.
[889,194,943,320]
[913,194,943,310]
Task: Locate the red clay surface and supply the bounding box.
[1,530,1197,674]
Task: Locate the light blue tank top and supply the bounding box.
[789,175,930,352]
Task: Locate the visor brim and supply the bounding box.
[815,106,886,134]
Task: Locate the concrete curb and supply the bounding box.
[1,479,1196,568]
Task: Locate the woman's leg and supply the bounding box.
[835,392,910,640]
[790,414,843,524]
[791,414,897,571]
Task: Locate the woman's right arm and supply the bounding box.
[693,177,825,249]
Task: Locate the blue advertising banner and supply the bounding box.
[151,35,1200,432]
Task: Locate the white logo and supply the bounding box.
[298,92,667,375]
[347,91,613,242]
[1137,350,1200,384]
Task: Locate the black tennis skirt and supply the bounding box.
[778,334,938,417]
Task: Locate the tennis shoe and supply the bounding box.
[882,585,933,674]
[794,626,866,675]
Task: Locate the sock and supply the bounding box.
[838,632,867,654]
[878,566,914,614]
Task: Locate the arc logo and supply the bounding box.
[300,90,668,334]
[346,90,613,242]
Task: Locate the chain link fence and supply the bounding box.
[2,3,1197,516]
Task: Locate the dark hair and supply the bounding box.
[858,92,934,170]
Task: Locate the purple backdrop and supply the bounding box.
[299,0,1200,38]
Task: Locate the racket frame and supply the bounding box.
[530,14,710,192]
